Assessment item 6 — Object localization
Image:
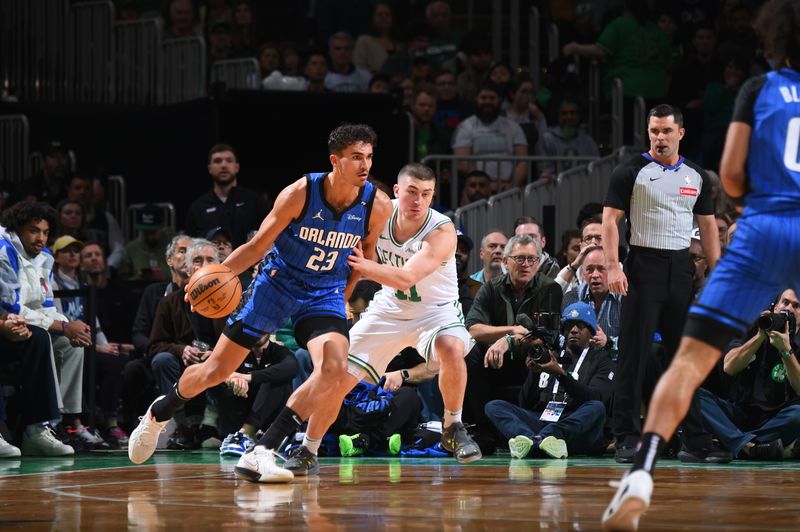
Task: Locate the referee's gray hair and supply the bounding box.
[186,238,220,265]
[165,233,190,261]
[504,234,542,258]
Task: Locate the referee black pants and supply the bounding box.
[611,246,710,448]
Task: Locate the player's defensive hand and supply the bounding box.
[347,245,366,271]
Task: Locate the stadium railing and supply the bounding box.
[0,115,29,185]
[160,37,206,105]
[210,58,260,90]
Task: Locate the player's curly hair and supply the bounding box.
[755,0,800,70]
[327,124,377,154]
[0,201,56,233]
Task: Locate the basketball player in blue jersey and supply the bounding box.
[128,124,393,482]
[273,163,482,476]
[603,1,800,529]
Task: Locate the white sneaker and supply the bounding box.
[21,424,75,457]
[235,446,294,483]
[128,395,169,464]
[0,433,21,458]
[602,470,653,531]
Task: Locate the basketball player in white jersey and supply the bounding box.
[282,163,481,475]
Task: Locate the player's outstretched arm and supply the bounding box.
[348,222,456,291]
[719,122,751,204]
[344,190,392,300]
[222,178,305,276]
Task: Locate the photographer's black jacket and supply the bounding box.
[519,346,615,416]
[235,341,299,386]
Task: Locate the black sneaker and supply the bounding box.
[614,445,636,464]
[167,425,200,450]
[282,445,320,476]
[441,422,482,464]
[741,439,784,461]
[677,442,732,464]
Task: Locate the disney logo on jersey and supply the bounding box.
[298,226,361,249]
[347,214,362,222]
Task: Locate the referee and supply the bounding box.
[602,104,724,463]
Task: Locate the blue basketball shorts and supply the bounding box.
[226,265,346,346]
[690,212,800,333]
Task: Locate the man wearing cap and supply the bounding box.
[484,301,615,459]
[206,226,250,289]
[205,226,234,260]
[184,144,269,247]
[120,204,172,282]
[18,140,70,205]
[208,19,233,66]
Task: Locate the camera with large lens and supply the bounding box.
[757,310,797,333]
[517,312,561,365]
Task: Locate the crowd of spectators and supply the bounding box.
[1,1,797,465]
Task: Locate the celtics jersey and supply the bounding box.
[371,200,458,317]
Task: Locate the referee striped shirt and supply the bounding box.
[604,153,713,250]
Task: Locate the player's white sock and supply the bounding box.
[443,409,462,428]
[303,435,322,455]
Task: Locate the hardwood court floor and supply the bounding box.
[0,452,798,530]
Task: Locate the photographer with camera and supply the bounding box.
[484,302,615,458]
[697,289,800,460]
[464,234,562,441]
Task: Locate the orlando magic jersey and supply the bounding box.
[733,68,800,215]
[270,173,376,289]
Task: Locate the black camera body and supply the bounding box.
[758,310,797,333]
[517,312,562,365]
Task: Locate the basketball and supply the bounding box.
[186,264,242,319]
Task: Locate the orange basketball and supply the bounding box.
[186,264,242,319]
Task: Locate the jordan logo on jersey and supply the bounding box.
[298,226,361,249]
[312,210,325,221]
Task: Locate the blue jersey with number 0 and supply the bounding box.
[733,68,800,215]
[271,173,376,289]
